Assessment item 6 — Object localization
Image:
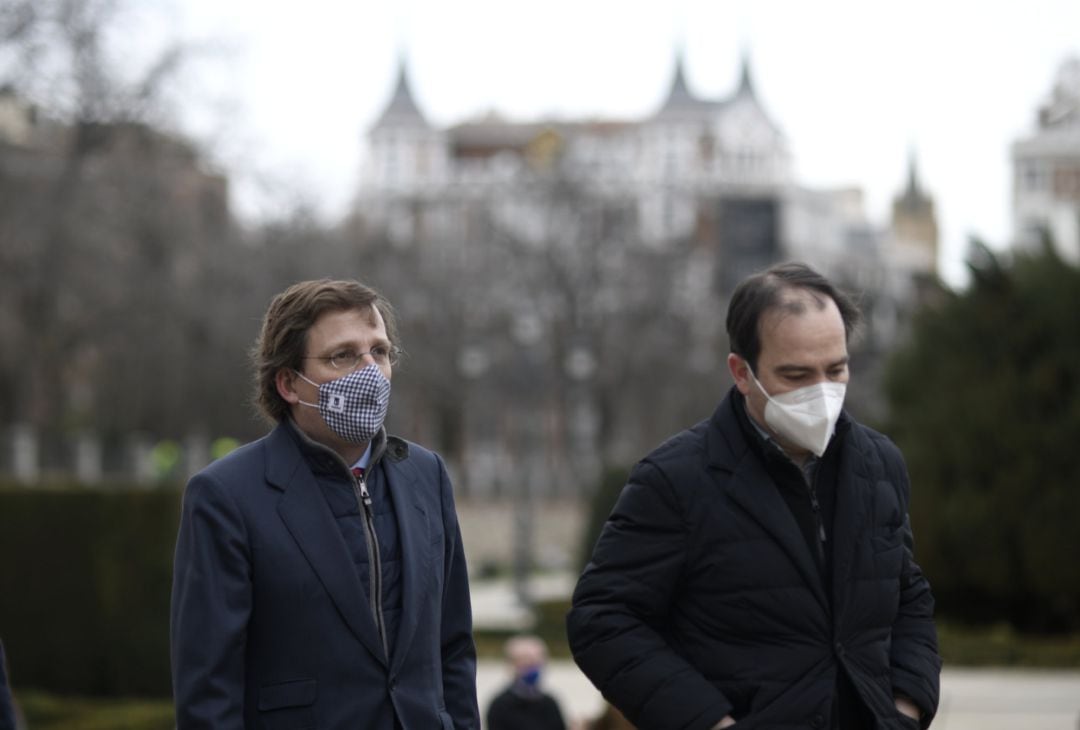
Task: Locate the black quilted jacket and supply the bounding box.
[567,388,941,730]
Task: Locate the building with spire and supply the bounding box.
[890,150,939,277]
[1012,56,1080,263]
[355,51,882,281]
[350,50,929,501]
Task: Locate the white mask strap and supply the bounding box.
[293,369,319,409]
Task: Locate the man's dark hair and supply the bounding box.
[725,262,861,371]
[251,279,399,424]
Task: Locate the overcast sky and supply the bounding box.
[170,0,1080,287]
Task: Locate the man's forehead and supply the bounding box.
[758,294,845,358]
[312,305,386,338]
[760,292,827,334]
[774,287,828,315]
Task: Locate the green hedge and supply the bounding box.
[16,690,174,730]
[0,485,182,697]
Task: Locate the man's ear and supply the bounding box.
[275,369,301,405]
[727,353,752,396]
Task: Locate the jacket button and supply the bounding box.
[835,641,845,656]
[811,714,825,728]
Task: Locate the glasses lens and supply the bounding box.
[326,348,398,370]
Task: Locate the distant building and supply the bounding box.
[1012,56,1080,263]
[890,151,939,278]
[356,52,872,278]
[353,51,936,496]
[0,88,230,248]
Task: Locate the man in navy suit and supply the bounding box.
[171,279,479,729]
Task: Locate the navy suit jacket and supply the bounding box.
[170,422,479,729]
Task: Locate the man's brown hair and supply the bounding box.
[252,279,399,423]
[726,261,861,372]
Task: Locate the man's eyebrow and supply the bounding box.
[773,357,849,375]
[324,336,392,352]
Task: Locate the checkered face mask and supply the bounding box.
[295,364,390,444]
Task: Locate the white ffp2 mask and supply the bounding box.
[749,369,846,457]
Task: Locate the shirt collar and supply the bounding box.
[742,397,820,483]
[351,442,373,472]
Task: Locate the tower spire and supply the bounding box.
[656,47,701,116]
[737,47,756,97]
[372,53,428,129]
[906,146,921,196]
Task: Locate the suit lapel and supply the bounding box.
[726,455,830,611]
[265,426,388,666]
[384,456,427,674]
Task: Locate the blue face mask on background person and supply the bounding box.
[519,665,542,688]
[295,363,390,443]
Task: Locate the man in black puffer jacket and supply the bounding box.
[567,263,940,730]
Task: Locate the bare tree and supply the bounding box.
[0,0,221,471]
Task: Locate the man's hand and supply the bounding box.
[711,717,736,729]
[895,695,921,723]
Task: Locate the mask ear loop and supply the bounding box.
[292,369,321,409]
[745,364,776,405]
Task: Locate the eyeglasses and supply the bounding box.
[303,345,401,371]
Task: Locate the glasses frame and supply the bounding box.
[301,346,401,372]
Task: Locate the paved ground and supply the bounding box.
[472,576,1080,728]
[477,661,1080,730]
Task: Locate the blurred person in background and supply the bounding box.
[486,635,567,730]
[567,262,940,729]
[170,279,478,729]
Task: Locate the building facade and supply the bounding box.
[1013,56,1080,263]
[352,52,934,499]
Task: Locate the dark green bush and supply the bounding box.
[885,243,1080,632]
[15,690,174,730]
[0,485,181,696]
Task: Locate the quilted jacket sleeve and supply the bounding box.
[566,461,732,730]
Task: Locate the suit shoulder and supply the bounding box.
[385,436,451,487]
[387,435,439,467]
[189,435,268,490]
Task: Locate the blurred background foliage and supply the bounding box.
[885,240,1080,634]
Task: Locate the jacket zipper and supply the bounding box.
[807,479,827,568]
[351,470,389,660]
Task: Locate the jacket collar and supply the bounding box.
[261,421,389,665]
[704,388,877,619]
[281,418,389,479]
[704,388,831,609]
[262,420,423,669]
[715,387,852,471]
